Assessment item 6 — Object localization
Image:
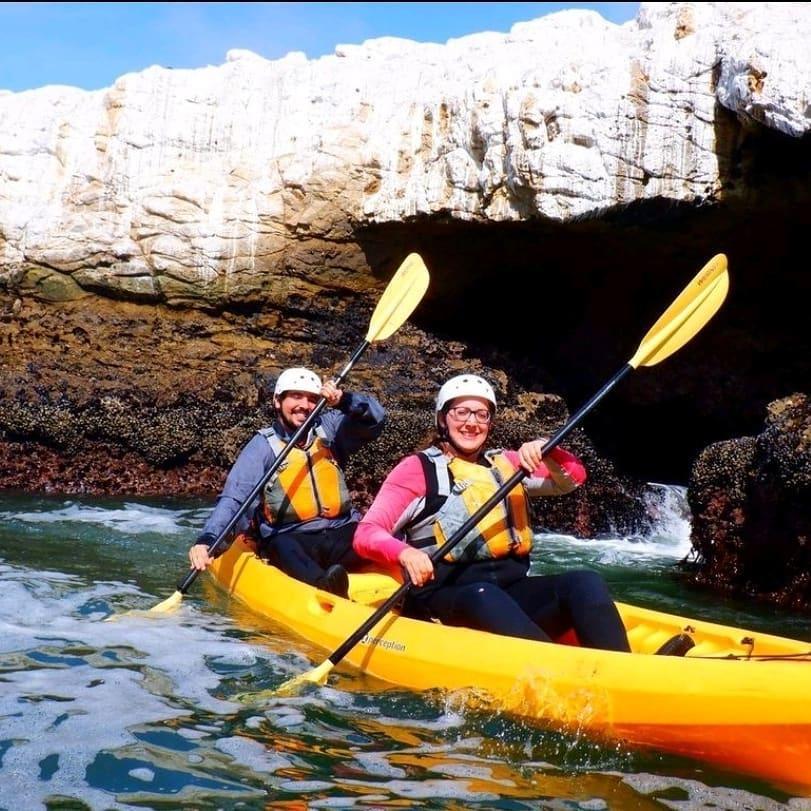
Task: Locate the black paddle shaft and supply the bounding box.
[325,363,633,668]
[176,339,371,594]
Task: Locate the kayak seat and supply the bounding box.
[655,633,696,656]
[625,623,693,654]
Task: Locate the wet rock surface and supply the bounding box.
[686,394,811,606]
[3,248,809,605]
[0,294,649,538]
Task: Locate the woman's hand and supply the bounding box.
[398,546,434,587]
[188,543,214,571]
[518,438,548,473]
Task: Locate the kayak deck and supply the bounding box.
[209,539,811,793]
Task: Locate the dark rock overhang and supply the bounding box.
[355,107,811,483]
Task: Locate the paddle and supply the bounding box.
[146,253,430,614]
[277,253,729,691]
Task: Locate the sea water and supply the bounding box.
[0,489,809,810]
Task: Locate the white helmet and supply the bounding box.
[435,374,497,424]
[274,367,322,397]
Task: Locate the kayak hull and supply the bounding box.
[209,539,811,792]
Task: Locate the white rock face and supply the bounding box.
[0,2,808,303]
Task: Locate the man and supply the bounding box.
[188,367,386,597]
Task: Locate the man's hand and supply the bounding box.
[188,543,214,571]
[321,380,343,407]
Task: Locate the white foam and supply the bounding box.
[354,752,408,778]
[537,529,691,567]
[1,664,179,809]
[275,711,308,728]
[535,483,693,568]
[0,561,284,809]
[620,771,800,810]
[643,483,692,548]
[1,501,205,535]
[177,727,210,740]
[278,780,336,792]
[215,735,292,774]
[128,768,156,782]
[433,761,514,784]
[333,777,500,801]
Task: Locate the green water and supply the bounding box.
[0,491,809,810]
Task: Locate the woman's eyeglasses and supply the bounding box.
[446,406,492,424]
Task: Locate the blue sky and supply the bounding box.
[1,2,639,93]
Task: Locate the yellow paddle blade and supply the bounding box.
[275,660,334,694]
[365,253,430,342]
[629,254,729,369]
[146,590,184,614]
[103,590,183,622]
[231,687,279,704]
[232,659,333,703]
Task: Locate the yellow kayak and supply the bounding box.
[209,538,811,793]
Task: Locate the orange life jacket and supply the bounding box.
[260,426,352,527]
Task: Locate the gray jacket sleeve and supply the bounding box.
[321,391,386,464]
[196,433,274,553]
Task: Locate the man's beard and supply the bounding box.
[279,409,310,434]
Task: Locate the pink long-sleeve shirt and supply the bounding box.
[354,447,586,567]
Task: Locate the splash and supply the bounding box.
[537,483,692,570]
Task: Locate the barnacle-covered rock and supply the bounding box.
[686,394,811,606]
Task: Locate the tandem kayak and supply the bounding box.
[209,537,811,792]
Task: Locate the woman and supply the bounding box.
[353,374,631,651]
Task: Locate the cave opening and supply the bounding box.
[355,121,810,484]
